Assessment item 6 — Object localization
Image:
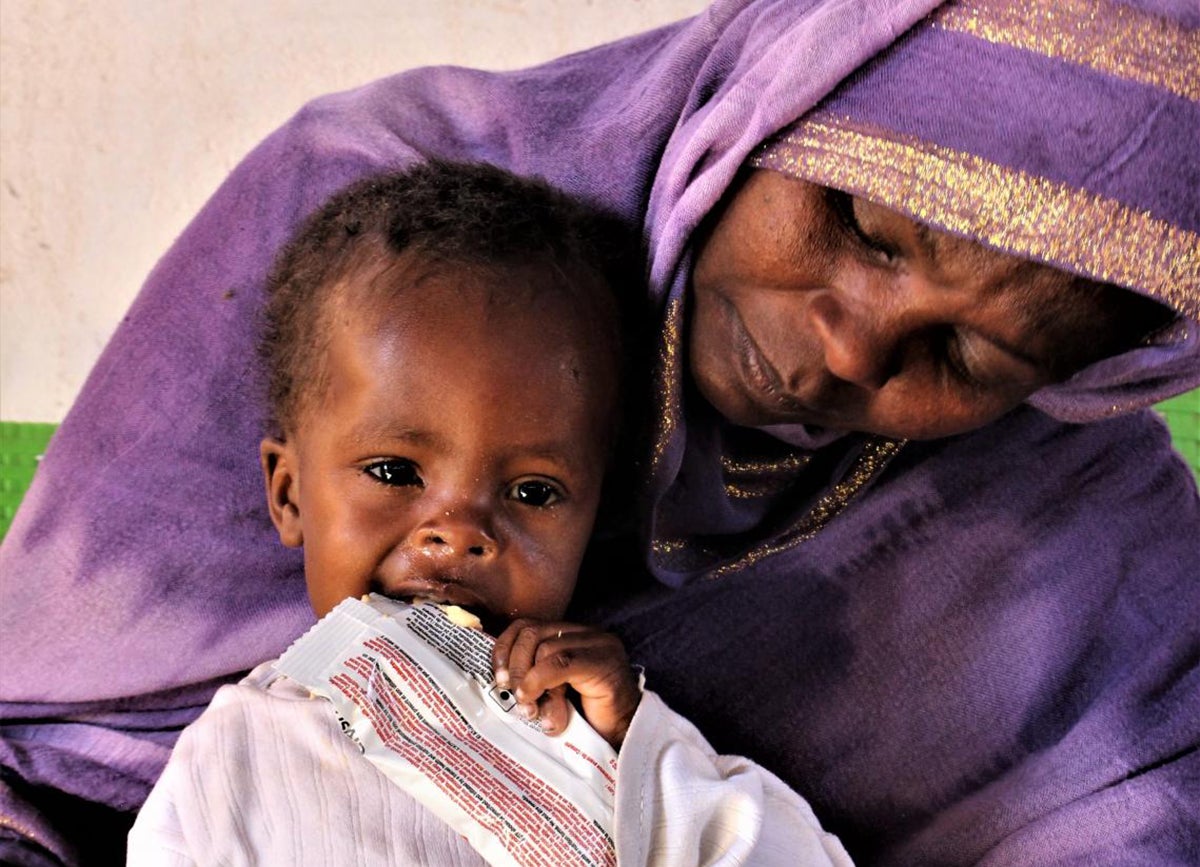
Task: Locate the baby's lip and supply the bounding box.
[373,577,495,627]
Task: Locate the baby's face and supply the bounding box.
[262,255,617,627]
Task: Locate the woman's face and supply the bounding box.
[690,170,1126,440]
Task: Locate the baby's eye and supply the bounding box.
[364,459,423,488]
[507,479,563,508]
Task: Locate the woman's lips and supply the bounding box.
[728,304,816,422]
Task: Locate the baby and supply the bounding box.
[127,161,850,866]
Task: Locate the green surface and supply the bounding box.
[1158,389,1200,481]
[1,393,1198,541]
[0,421,57,541]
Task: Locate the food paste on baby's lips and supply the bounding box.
[423,599,483,631]
[386,594,484,631]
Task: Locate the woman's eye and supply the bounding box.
[364,459,423,487]
[940,331,986,391]
[507,479,563,508]
[828,189,896,262]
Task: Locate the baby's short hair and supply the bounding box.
[260,160,641,432]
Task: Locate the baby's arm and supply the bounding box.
[613,690,853,866]
[490,620,641,748]
[492,621,851,865]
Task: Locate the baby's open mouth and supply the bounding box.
[367,576,506,634]
[408,595,484,631]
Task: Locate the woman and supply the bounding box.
[1,0,1196,864]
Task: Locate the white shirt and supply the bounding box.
[128,663,851,866]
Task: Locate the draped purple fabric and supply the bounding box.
[2,1,1197,864]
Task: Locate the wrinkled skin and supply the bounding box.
[690,170,1152,440]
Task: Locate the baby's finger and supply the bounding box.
[492,619,559,688]
[497,621,596,682]
[532,687,573,736]
[516,632,624,700]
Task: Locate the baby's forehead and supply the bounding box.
[346,248,610,335]
[322,249,619,380]
[326,259,617,417]
[337,245,588,308]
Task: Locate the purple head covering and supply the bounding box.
[2,1,1197,865]
[751,0,1200,422]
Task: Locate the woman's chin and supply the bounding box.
[695,374,768,426]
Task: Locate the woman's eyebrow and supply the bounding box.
[913,222,941,263]
[970,320,1050,372]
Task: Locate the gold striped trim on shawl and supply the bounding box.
[720,453,813,475]
[725,480,788,499]
[753,119,1200,319]
[649,295,685,476]
[708,437,904,579]
[650,437,905,577]
[722,452,813,499]
[650,538,689,556]
[932,0,1200,101]
[0,815,53,861]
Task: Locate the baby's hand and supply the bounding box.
[491,620,640,749]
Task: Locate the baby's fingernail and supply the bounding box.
[494,668,509,687]
[516,703,536,720]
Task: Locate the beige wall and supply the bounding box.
[0,0,706,422]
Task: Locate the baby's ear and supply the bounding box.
[260,437,303,548]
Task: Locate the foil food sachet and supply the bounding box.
[274,594,618,867]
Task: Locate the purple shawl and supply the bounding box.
[2,1,1197,864]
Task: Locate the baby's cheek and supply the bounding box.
[504,505,594,612]
[304,551,371,618]
[520,552,580,619]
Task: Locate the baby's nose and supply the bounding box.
[416,512,497,560]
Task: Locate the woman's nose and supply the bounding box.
[808,292,902,391]
[413,509,498,561]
